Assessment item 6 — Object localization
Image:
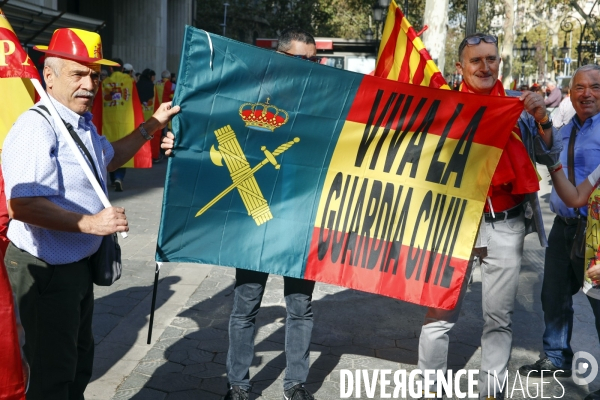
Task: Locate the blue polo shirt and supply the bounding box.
[550,112,600,217]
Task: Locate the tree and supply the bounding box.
[500,0,515,87]
[422,0,450,74]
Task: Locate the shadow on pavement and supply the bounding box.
[121,273,509,399]
[90,275,181,384]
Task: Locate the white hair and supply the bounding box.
[161,70,171,79]
[44,56,63,77]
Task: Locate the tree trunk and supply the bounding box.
[422,0,450,75]
[501,0,514,88]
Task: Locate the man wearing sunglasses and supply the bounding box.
[221,28,318,400]
[417,33,561,399]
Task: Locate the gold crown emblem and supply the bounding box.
[239,98,289,132]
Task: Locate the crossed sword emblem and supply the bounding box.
[195,125,300,226]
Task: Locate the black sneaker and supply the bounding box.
[224,385,249,400]
[518,357,572,377]
[283,384,315,400]
[114,179,123,192]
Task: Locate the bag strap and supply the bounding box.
[567,124,580,215]
[32,105,102,186]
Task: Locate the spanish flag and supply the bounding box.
[92,71,151,168]
[156,27,524,310]
[0,9,39,149]
[375,0,450,90]
[0,8,32,399]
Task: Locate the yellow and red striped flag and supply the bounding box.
[0,9,34,399]
[374,0,450,90]
[0,9,39,149]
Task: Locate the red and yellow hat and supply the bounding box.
[33,28,119,66]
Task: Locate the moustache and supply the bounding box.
[73,90,95,98]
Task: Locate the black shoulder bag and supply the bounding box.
[33,106,122,286]
[568,125,587,264]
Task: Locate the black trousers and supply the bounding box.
[5,243,94,400]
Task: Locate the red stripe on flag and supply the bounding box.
[132,83,152,168]
[398,38,414,83]
[412,52,428,85]
[429,71,449,89]
[374,2,449,90]
[344,75,523,149]
[305,227,469,310]
[374,9,404,78]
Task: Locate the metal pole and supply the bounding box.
[466,0,479,35]
[568,31,572,75]
[404,0,408,16]
[147,262,162,344]
[222,3,229,37]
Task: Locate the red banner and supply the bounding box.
[0,10,38,80]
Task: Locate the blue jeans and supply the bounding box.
[226,268,315,391]
[542,216,600,368]
[109,168,126,183]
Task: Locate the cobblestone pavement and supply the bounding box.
[84,163,600,400]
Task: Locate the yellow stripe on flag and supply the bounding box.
[0,78,35,149]
[314,119,504,262]
[375,0,450,90]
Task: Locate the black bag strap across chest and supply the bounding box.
[31,105,102,186]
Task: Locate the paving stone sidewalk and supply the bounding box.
[85,163,600,400]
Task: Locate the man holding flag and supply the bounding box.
[373,7,560,395]
[414,32,560,399]
[2,27,178,400]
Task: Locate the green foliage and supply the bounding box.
[447,0,500,33]
[195,0,426,42]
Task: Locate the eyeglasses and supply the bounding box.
[458,35,497,55]
[281,51,319,63]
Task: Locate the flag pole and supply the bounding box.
[30,79,127,239]
[147,261,161,344]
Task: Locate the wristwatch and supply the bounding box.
[139,122,153,140]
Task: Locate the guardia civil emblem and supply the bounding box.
[195,99,299,226]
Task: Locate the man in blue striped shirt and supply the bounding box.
[2,28,178,400]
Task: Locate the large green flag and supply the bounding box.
[156,26,522,309]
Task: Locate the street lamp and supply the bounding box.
[560,16,582,67]
[221,2,229,37]
[371,0,391,40]
[513,36,536,85]
[559,40,571,75]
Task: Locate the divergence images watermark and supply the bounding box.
[339,354,598,399]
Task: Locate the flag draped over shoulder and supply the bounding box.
[0,9,39,149]
[0,9,30,400]
[92,71,151,168]
[156,27,523,310]
[375,0,450,90]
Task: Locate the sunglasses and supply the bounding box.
[458,35,497,54]
[281,51,319,63]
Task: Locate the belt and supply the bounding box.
[558,215,580,226]
[484,206,522,223]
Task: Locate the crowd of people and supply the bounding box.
[2,24,600,400]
